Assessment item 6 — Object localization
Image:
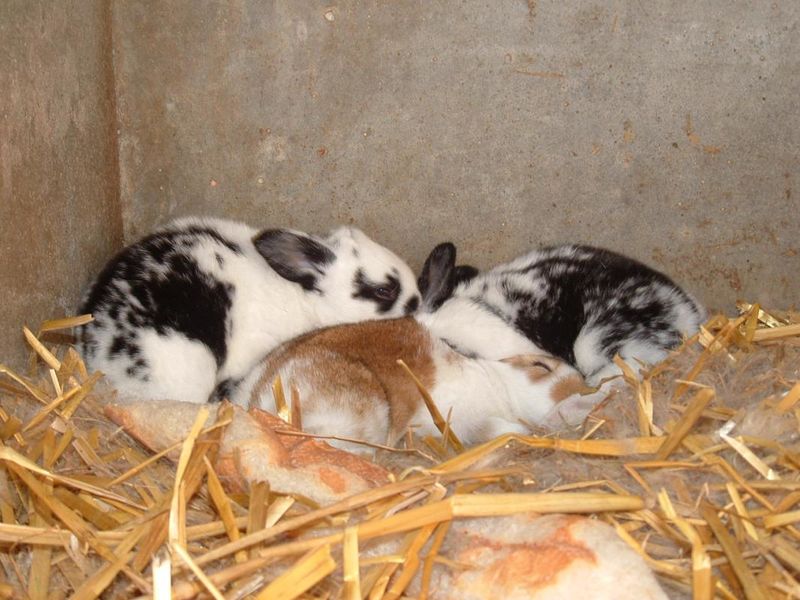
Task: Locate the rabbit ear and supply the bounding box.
[418,242,457,311]
[254,229,335,291]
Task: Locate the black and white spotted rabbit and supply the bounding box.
[418,243,706,389]
[78,216,421,403]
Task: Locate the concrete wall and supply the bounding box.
[112,1,799,311]
[0,1,122,369]
[1,1,797,372]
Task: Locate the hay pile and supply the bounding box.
[0,305,798,599]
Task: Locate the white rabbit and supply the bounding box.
[231,244,606,449]
[418,243,706,387]
[78,216,420,404]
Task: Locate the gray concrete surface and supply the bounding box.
[0,1,122,370]
[1,1,798,370]
[112,1,799,311]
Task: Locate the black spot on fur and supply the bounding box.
[404,295,420,315]
[144,259,232,365]
[125,358,148,377]
[513,284,585,365]
[352,269,401,313]
[81,227,241,317]
[454,265,479,286]
[210,378,241,402]
[80,227,237,368]
[181,227,242,254]
[499,245,698,368]
[109,334,141,359]
[109,335,131,357]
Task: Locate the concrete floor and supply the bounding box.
[1,1,798,368]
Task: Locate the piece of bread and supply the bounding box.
[104,400,391,505]
[427,513,667,599]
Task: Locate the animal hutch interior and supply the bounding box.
[1,2,798,599]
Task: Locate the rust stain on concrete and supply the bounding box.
[684,114,722,154]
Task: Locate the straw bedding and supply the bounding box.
[0,304,798,599]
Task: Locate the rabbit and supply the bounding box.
[417,242,706,387]
[78,216,421,404]
[230,244,607,449]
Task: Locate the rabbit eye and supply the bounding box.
[374,285,398,301]
[352,270,401,313]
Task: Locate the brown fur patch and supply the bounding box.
[248,318,436,445]
[550,374,591,403]
[501,354,563,382]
